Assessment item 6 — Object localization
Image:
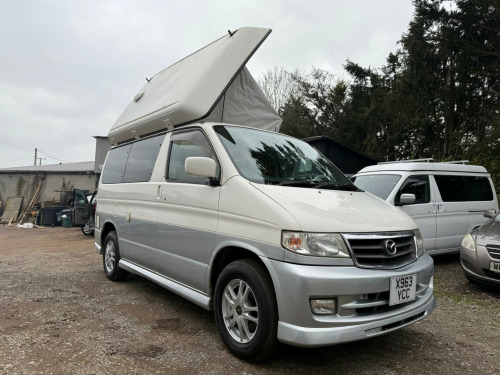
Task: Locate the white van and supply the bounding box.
[94,27,435,361]
[352,161,499,255]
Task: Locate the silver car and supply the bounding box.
[461,209,500,287]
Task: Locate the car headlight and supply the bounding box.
[282,231,350,258]
[461,233,476,253]
[414,229,425,257]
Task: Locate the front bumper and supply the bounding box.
[460,245,500,287]
[260,254,435,347]
[278,297,435,347]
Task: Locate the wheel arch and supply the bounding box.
[100,221,117,245]
[209,244,277,307]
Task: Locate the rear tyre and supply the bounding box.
[103,231,128,281]
[214,259,278,362]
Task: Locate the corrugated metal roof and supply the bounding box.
[0,161,95,173]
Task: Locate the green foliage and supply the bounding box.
[259,0,499,190]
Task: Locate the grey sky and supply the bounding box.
[0,0,414,168]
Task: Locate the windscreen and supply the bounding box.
[214,125,357,190]
[351,174,401,200]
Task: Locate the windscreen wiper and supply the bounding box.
[314,182,362,191]
[276,180,318,187]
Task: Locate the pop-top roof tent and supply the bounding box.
[109,27,282,145]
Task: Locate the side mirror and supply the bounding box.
[483,209,497,219]
[400,193,416,205]
[185,157,217,179]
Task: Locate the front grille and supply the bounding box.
[343,231,417,269]
[483,269,500,280]
[337,281,430,317]
[379,311,426,332]
[486,245,500,260]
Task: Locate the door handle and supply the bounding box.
[157,185,162,199]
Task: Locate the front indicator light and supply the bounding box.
[414,229,425,256]
[310,298,337,315]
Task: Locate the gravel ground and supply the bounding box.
[0,225,499,375]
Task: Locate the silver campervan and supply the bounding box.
[95,27,435,361]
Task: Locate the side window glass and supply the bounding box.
[101,144,131,184]
[395,175,430,205]
[434,175,467,202]
[465,177,493,201]
[167,129,219,184]
[74,190,87,205]
[124,134,164,183]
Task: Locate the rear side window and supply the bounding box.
[101,134,164,184]
[434,175,468,202]
[101,144,131,184]
[395,175,430,205]
[124,135,164,183]
[434,175,494,202]
[465,176,494,201]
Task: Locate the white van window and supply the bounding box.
[465,176,494,201]
[124,135,165,183]
[101,144,132,184]
[395,175,430,205]
[434,175,467,202]
[351,174,401,200]
[214,125,355,189]
[167,129,219,184]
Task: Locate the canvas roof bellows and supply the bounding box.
[109,27,282,145]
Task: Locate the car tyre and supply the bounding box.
[81,222,94,236]
[214,259,278,362]
[103,231,128,281]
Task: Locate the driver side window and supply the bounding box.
[166,129,220,184]
[395,175,430,205]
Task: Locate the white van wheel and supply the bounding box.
[103,231,128,281]
[214,259,277,362]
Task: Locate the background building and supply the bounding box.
[0,136,110,222]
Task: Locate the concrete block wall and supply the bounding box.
[0,173,97,217]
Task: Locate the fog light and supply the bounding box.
[366,327,382,335]
[310,298,337,315]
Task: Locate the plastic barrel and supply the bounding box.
[62,217,71,228]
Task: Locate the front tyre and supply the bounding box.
[103,231,129,281]
[214,259,278,362]
[81,221,94,236]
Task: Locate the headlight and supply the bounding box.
[414,229,425,257]
[282,231,350,258]
[461,233,476,253]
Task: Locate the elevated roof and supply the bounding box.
[109,27,279,145]
[357,162,488,174]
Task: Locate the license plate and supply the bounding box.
[489,262,500,273]
[389,274,417,306]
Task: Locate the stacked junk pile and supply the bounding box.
[0,177,76,228]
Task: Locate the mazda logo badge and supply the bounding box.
[385,240,397,255]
